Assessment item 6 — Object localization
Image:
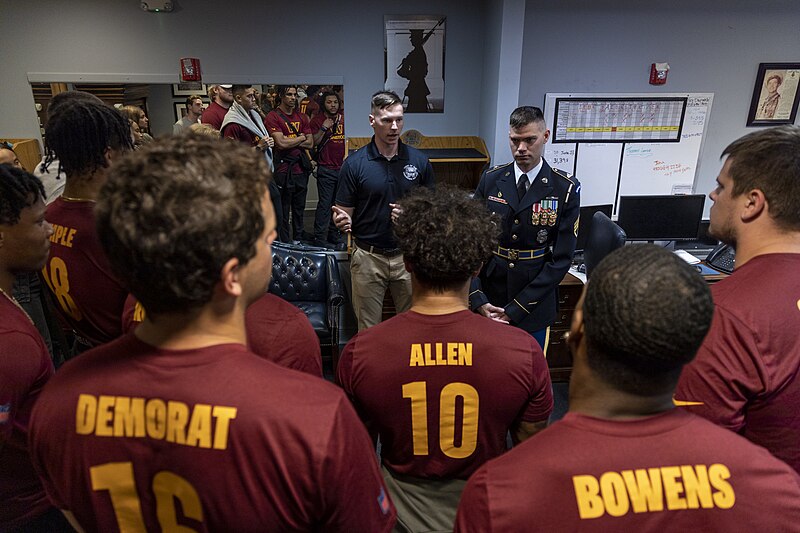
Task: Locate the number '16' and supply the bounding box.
[402,381,479,459]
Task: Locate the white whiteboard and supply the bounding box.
[544,93,713,214]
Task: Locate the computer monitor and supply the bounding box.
[576,204,613,252]
[616,194,705,241]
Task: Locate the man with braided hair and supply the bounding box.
[338,185,552,532]
[0,165,72,531]
[35,91,103,204]
[456,245,800,532]
[41,92,133,353]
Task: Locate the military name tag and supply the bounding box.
[488,195,507,205]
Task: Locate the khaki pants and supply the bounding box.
[381,465,466,533]
[350,247,412,330]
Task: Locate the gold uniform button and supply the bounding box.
[509,262,515,268]
[514,219,520,224]
[511,234,518,241]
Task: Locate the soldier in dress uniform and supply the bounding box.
[469,106,580,350]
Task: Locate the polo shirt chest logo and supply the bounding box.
[403,164,419,180]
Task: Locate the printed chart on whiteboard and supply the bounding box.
[553,98,687,143]
[544,93,713,212]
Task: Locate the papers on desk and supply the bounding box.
[673,249,701,264]
[568,266,587,284]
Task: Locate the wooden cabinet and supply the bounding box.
[1,138,42,173]
[548,273,584,382]
[347,130,490,190]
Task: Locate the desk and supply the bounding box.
[347,130,490,189]
[547,264,727,382]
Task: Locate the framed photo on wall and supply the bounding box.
[384,15,446,113]
[174,103,187,122]
[172,83,206,97]
[746,63,800,126]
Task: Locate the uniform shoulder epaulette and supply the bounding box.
[552,167,575,184]
[486,162,513,173]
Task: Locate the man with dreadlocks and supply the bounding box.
[0,165,72,531]
[41,91,133,353]
[35,91,104,205]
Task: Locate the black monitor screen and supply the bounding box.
[616,194,705,241]
[576,204,613,251]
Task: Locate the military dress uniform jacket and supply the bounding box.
[469,161,580,333]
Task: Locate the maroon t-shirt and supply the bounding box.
[200,101,229,131]
[28,335,395,532]
[337,310,552,480]
[675,253,800,472]
[0,296,54,528]
[43,198,127,345]
[299,96,320,118]
[121,293,322,377]
[310,112,345,170]
[222,122,258,148]
[455,409,800,532]
[265,108,312,175]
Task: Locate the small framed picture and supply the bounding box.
[746,63,800,126]
[174,103,187,122]
[172,83,206,97]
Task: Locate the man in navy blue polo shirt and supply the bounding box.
[333,91,434,331]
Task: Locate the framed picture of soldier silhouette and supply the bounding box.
[384,15,446,113]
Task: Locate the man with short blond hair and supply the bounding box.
[201,84,233,130]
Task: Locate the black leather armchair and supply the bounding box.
[268,242,345,370]
[584,212,627,278]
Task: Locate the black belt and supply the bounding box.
[494,245,549,261]
[354,238,402,257]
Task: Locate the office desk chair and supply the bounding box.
[584,212,627,278]
[268,242,345,371]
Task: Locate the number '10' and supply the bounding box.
[402,381,479,459]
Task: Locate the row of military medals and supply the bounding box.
[532,199,558,226]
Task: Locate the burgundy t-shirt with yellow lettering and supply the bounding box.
[28,335,396,532]
[337,310,552,480]
[43,198,127,345]
[309,112,345,170]
[265,108,312,175]
[455,409,800,532]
